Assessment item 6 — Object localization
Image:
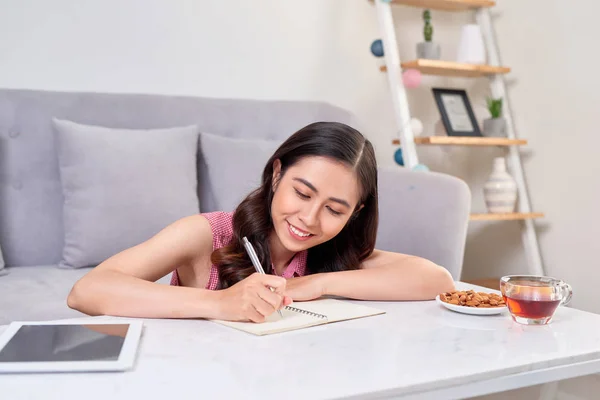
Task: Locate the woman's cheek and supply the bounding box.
[321,217,345,240]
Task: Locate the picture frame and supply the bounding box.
[432,88,482,137]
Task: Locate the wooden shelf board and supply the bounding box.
[470,213,544,221]
[387,0,496,11]
[392,136,527,146]
[380,59,510,77]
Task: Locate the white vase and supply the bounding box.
[456,24,486,64]
[484,157,517,213]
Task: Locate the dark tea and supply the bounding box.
[503,295,561,320]
[500,275,572,325]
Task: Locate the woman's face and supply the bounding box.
[270,156,363,254]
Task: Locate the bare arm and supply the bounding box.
[67,215,223,319]
[282,250,456,302]
[321,250,455,301]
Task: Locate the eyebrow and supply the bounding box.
[292,177,351,208]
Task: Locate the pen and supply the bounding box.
[242,236,284,318]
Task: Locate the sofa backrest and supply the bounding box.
[0,89,357,266]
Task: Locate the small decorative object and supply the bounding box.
[456,24,486,64]
[482,97,506,137]
[432,88,482,137]
[410,118,424,137]
[393,148,404,166]
[484,157,517,213]
[412,163,430,172]
[416,10,440,60]
[402,69,422,88]
[370,39,384,58]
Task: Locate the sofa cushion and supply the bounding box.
[53,118,200,269]
[200,132,281,212]
[0,266,90,324]
[0,265,172,325]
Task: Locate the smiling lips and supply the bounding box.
[287,221,314,241]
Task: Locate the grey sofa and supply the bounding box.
[0,88,471,325]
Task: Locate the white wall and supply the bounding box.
[485,0,600,317]
[1,0,599,318]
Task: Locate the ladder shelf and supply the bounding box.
[384,0,496,12]
[380,59,510,77]
[392,136,527,146]
[470,213,544,221]
[372,0,545,277]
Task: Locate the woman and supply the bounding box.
[67,122,455,322]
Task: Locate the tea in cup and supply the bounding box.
[500,275,572,325]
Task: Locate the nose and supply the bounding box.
[298,202,319,229]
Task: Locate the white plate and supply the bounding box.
[435,295,507,316]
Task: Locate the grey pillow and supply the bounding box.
[53,118,200,269]
[200,132,281,212]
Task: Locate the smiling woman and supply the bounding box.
[213,123,376,290]
[67,122,455,323]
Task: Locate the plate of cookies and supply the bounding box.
[436,290,507,315]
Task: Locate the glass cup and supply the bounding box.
[500,275,573,325]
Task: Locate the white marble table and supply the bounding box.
[2,282,600,400]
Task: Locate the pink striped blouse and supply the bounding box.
[170,211,307,289]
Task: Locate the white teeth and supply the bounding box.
[290,224,311,237]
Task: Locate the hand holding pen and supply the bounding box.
[242,236,288,318]
[209,236,290,323]
[216,265,289,323]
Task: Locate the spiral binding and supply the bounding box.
[284,306,328,320]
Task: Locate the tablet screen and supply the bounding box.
[0,324,129,363]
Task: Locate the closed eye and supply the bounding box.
[294,188,310,199]
[295,187,344,216]
[327,206,342,216]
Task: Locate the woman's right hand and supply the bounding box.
[215,273,292,323]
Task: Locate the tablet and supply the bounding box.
[0,320,143,373]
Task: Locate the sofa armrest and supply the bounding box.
[376,166,471,280]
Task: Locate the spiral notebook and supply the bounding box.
[211,298,385,336]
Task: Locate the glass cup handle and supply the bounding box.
[560,283,573,306]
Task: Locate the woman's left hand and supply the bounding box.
[285,274,327,302]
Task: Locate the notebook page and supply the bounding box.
[210,307,325,336]
[291,299,385,323]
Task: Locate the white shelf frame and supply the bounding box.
[374,0,419,169]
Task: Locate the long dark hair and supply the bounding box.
[211,122,378,289]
